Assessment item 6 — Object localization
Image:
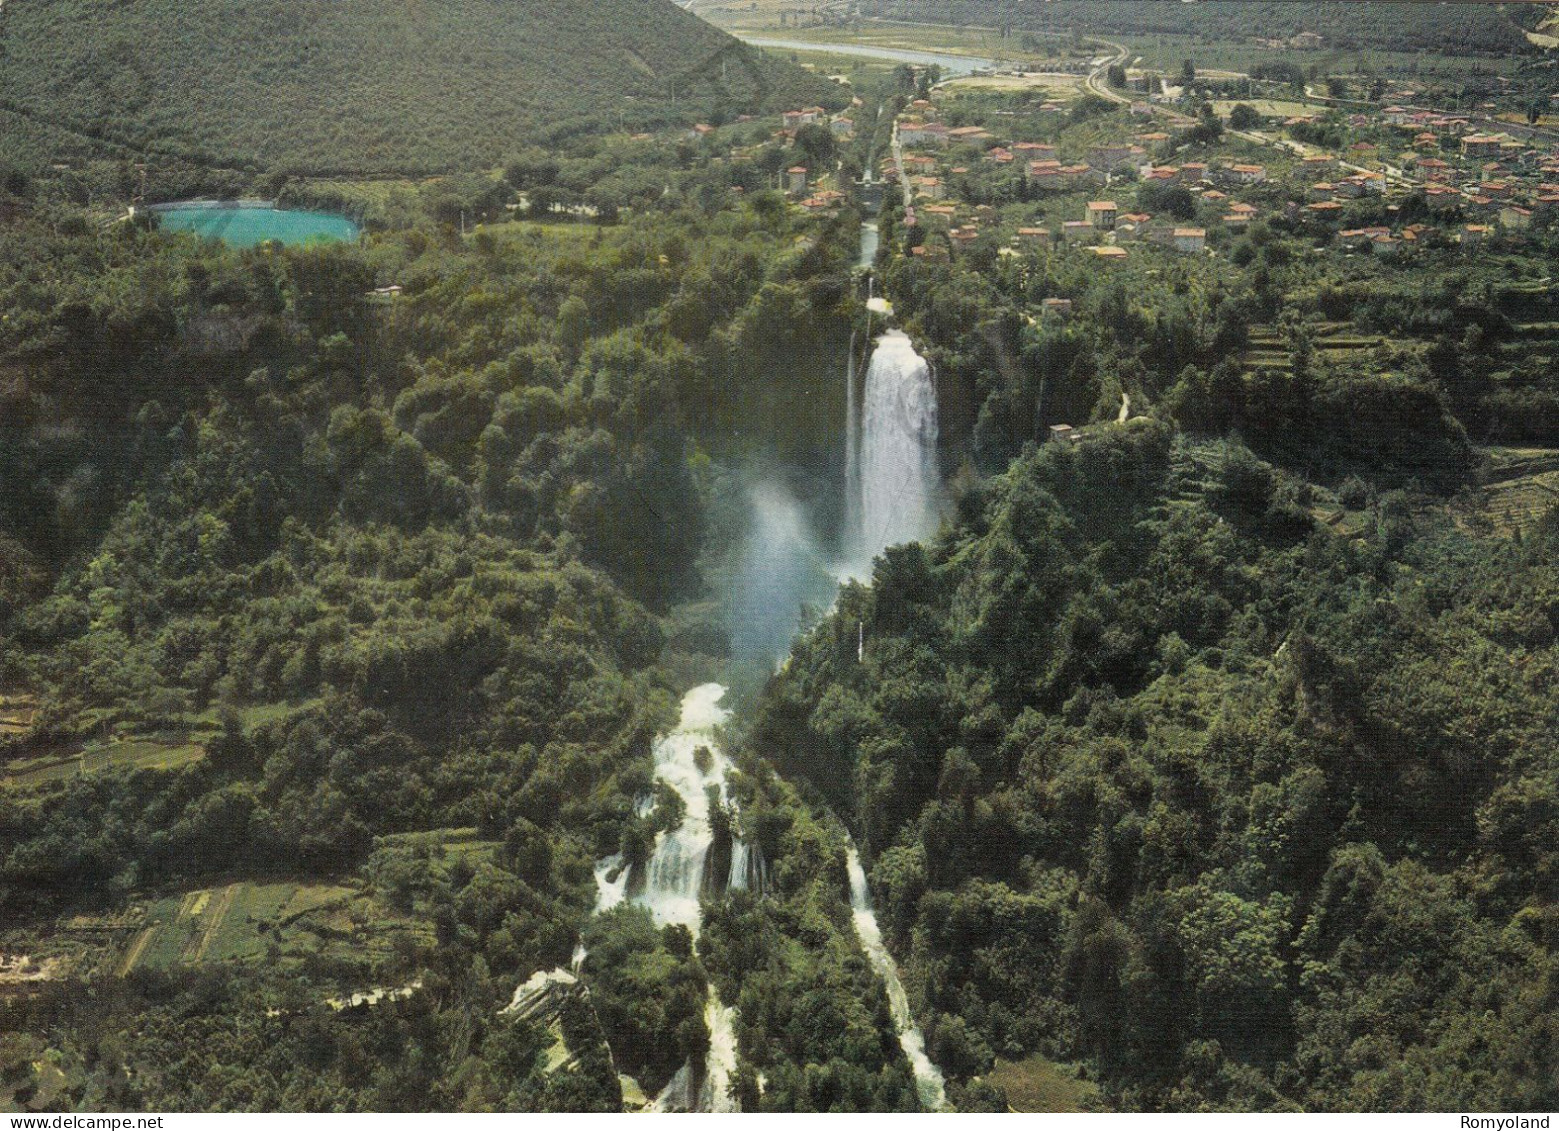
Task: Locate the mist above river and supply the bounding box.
[726,479,841,670]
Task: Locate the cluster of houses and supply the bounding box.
[766,102,868,214]
[886,77,1559,265]
[779,163,851,214]
[779,105,857,138]
[762,78,1559,271]
[1292,104,1559,230]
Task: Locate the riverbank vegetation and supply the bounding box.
[3,7,1557,1114]
[0,105,885,1109]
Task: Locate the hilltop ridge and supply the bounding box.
[0,0,844,175]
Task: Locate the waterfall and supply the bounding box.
[639,683,731,928]
[844,331,861,554]
[593,853,630,912]
[700,992,741,1112]
[845,846,949,1112]
[600,683,751,1110]
[648,1064,696,1113]
[728,838,752,892]
[847,330,941,572]
[727,837,770,895]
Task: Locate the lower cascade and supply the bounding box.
[594,684,755,1111]
[850,329,941,568]
[847,846,950,1112]
[700,992,741,1113]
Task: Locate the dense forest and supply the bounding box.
[0,0,844,175]
[2,3,1558,1114]
[759,421,1559,1110]
[0,99,919,1106]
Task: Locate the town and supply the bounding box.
[772,67,1557,262]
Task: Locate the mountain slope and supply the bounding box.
[0,0,841,175]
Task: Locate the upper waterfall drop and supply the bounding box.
[847,330,941,572]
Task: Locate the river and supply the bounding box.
[571,186,948,1115]
[738,35,995,76]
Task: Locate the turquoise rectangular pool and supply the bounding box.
[149,202,360,248]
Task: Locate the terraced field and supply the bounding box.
[1242,322,1389,373]
[1479,447,1559,536]
[6,826,493,986]
[0,737,205,792]
[126,881,368,972]
[1,698,329,793]
[0,692,36,739]
[117,876,442,975]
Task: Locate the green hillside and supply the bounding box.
[0,0,842,175]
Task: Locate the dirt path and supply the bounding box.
[117,927,157,976]
[186,883,239,963]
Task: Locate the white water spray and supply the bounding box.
[593,853,630,912]
[846,846,949,1111]
[731,482,836,668]
[700,993,741,1112]
[604,684,753,1110]
[846,330,941,573]
[639,684,731,928]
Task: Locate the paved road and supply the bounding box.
[1084,39,1131,105]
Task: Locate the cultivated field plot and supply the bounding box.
[2,908,148,983]
[2,698,334,792]
[1478,448,1559,536]
[5,828,491,985]
[0,692,37,739]
[120,879,429,975]
[1212,99,1318,119]
[1242,322,1392,374]
[949,73,1084,96]
[0,737,204,792]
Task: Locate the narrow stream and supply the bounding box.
[847,847,950,1111]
